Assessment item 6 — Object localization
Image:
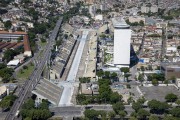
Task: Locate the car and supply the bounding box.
[85,106,93,109]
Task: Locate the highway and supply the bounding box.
[5,17,63,120]
[58,31,89,106]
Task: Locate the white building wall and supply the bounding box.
[114,29,131,67]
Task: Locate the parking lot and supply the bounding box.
[139,86,180,102]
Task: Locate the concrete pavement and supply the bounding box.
[58,31,89,106]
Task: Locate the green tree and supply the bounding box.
[96,70,104,78]
[76,94,87,105]
[137,109,150,120]
[165,93,178,102]
[22,98,35,110]
[79,77,90,83]
[41,38,46,43]
[17,36,23,42]
[148,100,169,114]
[120,67,129,73]
[140,66,145,71]
[112,102,125,113]
[170,107,180,117]
[4,20,12,29]
[3,49,18,62]
[108,111,116,119]
[119,110,126,118]
[39,100,49,110]
[149,115,159,120]
[0,63,6,69]
[175,99,180,106]
[111,72,117,78]
[129,117,138,120]
[24,117,31,120]
[152,79,158,86]
[163,116,178,120]
[23,65,28,70]
[84,109,98,119]
[104,71,110,78]
[138,74,144,83]
[0,95,17,111]
[139,20,144,26]
[132,102,143,112]
[110,92,122,103]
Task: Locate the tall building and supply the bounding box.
[112,17,131,68]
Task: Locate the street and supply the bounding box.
[5,17,63,120]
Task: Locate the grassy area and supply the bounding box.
[16,63,34,80]
[40,41,47,48]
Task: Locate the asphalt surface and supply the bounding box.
[58,31,89,106]
[5,17,63,120]
[50,105,134,117]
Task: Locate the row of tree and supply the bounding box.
[0,95,17,111]
[20,98,52,120]
[76,78,122,105]
[0,63,14,83]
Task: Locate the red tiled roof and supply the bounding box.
[11,42,23,49]
[23,35,31,51]
[0,31,27,35]
[4,43,17,49]
[0,43,10,49]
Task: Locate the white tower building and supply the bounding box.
[112,17,131,68]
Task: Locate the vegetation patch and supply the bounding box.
[17,63,34,80]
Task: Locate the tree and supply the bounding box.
[140,66,145,71]
[170,107,180,117]
[137,109,150,120]
[0,63,6,69]
[129,117,138,120]
[104,71,110,78]
[22,99,35,110]
[96,70,104,78]
[96,9,101,14]
[163,116,178,120]
[4,20,12,29]
[110,92,122,103]
[111,72,117,78]
[39,100,49,110]
[3,49,18,62]
[138,74,144,83]
[23,65,28,70]
[139,20,144,26]
[17,36,23,42]
[112,102,125,113]
[76,94,87,105]
[41,38,46,43]
[79,77,90,83]
[119,110,126,118]
[120,67,129,73]
[0,95,17,111]
[165,93,178,102]
[148,100,169,114]
[84,109,98,119]
[152,79,158,86]
[149,115,159,120]
[124,74,131,82]
[108,111,116,119]
[132,102,143,112]
[175,99,180,106]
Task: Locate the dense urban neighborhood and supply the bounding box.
[0,0,180,120]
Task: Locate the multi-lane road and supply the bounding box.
[5,17,63,120]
